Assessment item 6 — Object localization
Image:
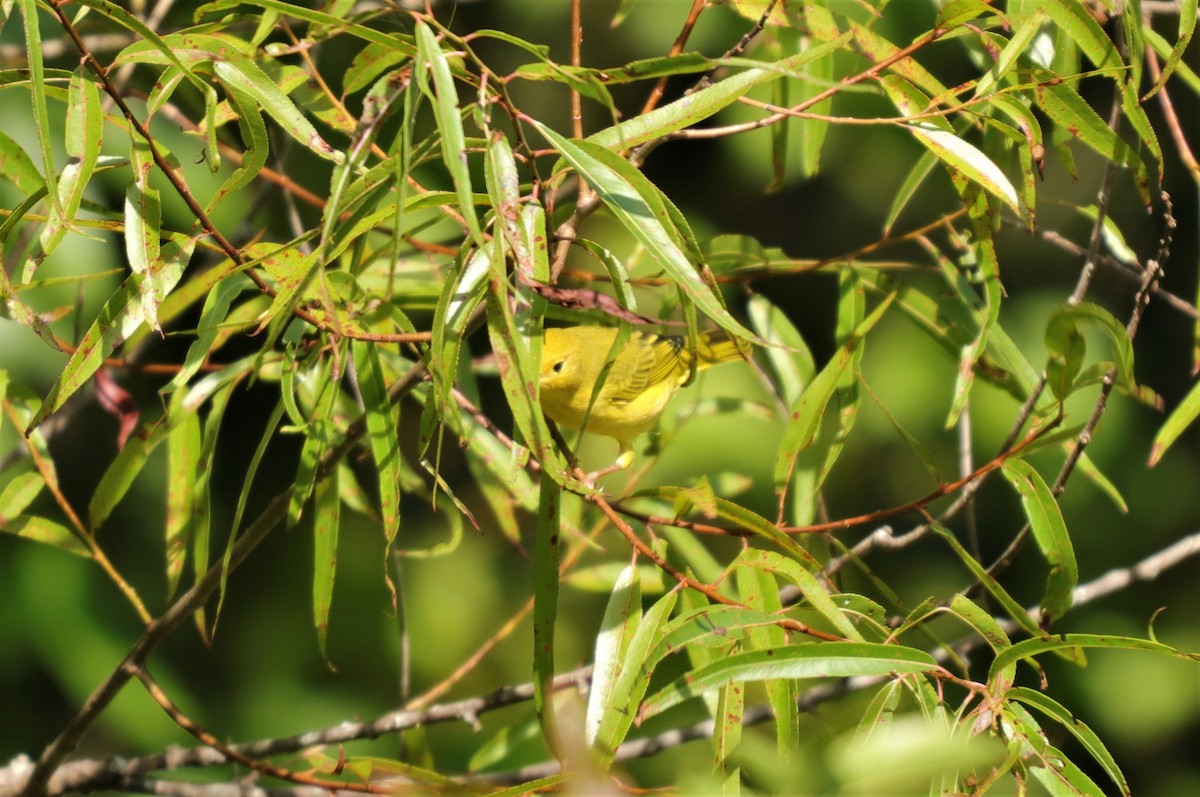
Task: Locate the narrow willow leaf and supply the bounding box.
[429,249,488,442]
[485,132,531,275]
[797,42,833,178]
[215,398,285,623]
[484,265,565,483]
[532,474,561,737]
[748,294,814,406]
[774,293,893,497]
[313,462,340,660]
[988,94,1044,225]
[0,470,43,518]
[1009,687,1129,795]
[588,37,848,151]
[929,520,1043,641]
[82,0,219,84]
[257,246,320,356]
[989,633,1200,693]
[733,548,862,641]
[1044,302,1137,396]
[26,278,142,431]
[1149,375,1200,466]
[736,567,798,760]
[641,643,939,720]
[162,274,253,394]
[586,565,640,747]
[514,51,712,86]
[1118,81,1162,182]
[0,130,43,193]
[352,341,401,546]
[901,119,1020,215]
[195,0,416,53]
[532,121,752,341]
[592,591,678,767]
[645,486,820,572]
[1042,0,1122,71]
[1,516,89,556]
[18,0,60,220]
[1029,745,1108,796]
[126,138,165,331]
[52,67,104,249]
[936,0,995,29]
[947,594,1011,653]
[414,20,484,248]
[1145,0,1197,96]
[288,365,339,528]
[713,680,744,786]
[1001,459,1078,624]
[205,84,268,213]
[209,58,340,162]
[846,20,946,97]
[1034,77,1149,202]
[343,41,408,95]
[88,422,169,531]
[165,395,201,598]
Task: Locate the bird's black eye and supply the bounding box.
[552,361,565,373]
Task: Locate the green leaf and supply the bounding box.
[591,590,677,767]
[1034,76,1149,202]
[26,278,143,432]
[774,292,893,498]
[1042,0,1122,72]
[352,341,401,546]
[0,515,89,557]
[1008,687,1129,795]
[194,0,416,53]
[532,473,561,739]
[946,594,1011,653]
[641,642,939,720]
[0,468,44,520]
[989,633,1200,692]
[733,548,863,641]
[0,130,44,194]
[883,77,1020,215]
[1145,0,1197,97]
[1044,302,1140,399]
[18,0,61,222]
[88,424,167,531]
[1001,459,1078,624]
[587,38,848,151]
[213,58,341,163]
[585,564,641,748]
[287,364,340,529]
[1150,374,1200,466]
[414,20,484,248]
[929,519,1043,640]
[313,462,340,661]
[736,566,798,760]
[532,122,753,341]
[125,137,166,332]
[165,395,202,598]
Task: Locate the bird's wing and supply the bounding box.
[603,333,689,405]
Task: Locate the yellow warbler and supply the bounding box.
[539,325,745,474]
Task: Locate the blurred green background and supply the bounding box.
[2,0,1198,794]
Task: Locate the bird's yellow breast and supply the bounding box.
[538,326,736,447]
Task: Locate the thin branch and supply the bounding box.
[11,527,1198,795]
[16,363,429,797]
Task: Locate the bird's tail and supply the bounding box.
[695,330,749,367]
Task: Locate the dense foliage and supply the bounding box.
[1,1,1198,795]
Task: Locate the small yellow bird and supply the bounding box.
[539,325,745,476]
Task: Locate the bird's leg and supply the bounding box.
[582,442,635,487]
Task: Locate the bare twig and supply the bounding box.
[15,364,429,797]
